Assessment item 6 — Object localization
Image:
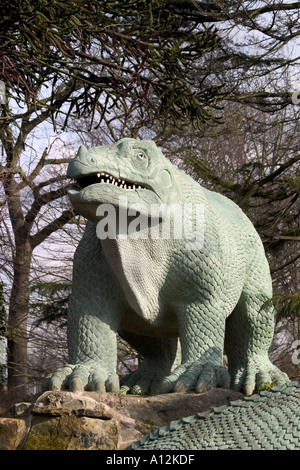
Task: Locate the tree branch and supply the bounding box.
[25,186,68,226]
[240,154,300,203]
[29,209,75,249]
[172,1,300,24]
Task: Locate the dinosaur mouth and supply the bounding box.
[70,172,146,190]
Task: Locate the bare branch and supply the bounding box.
[30,209,75,249]
[25,186,69,226]
[240,154,300,203]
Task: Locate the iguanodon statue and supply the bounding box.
[44,137,288,398]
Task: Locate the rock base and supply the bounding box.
[0,388,243,450]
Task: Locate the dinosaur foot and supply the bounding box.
[160,361,230,394]
[231,355,290,396]
[43,362,119,393]
[120,362,171,396]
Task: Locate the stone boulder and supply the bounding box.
[0,388,243,450]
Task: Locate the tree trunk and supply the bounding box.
[7,239,32,398]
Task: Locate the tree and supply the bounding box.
[0,0,224,128]
[167,0,300,109]
[0,282,6,390]
[2,2,300,126]
[0,129,76,396]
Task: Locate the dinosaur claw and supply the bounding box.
[173,380,187,393]
[245,384,254,396]
[95,381,106,393]
[131,385,142,395]
[70,377,84,391]
[119,385,130,395]
[49,378,61,391]
[195,381,207,394]
[160,380,173,394]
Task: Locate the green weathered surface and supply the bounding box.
[44,138,288,397]
[128,380,300,450]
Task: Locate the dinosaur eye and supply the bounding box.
[133,149,148,168]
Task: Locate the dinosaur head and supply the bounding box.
[67,138,180,223]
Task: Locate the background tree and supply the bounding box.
[0,128,76,397]
[0,282,6,391]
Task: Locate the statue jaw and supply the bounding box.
[67,173,162,224]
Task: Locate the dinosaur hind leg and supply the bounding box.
[225,289,289,395]
[118,330,180,395]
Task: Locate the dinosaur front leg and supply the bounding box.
[161,302,230,393]
[63,291,120,392]
[225,290,289,395]
[43,222,121,393]
[45,305,119,392]
[44,299,121,393]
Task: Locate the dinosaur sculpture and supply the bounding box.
[44,137,288,396]
[127,380,300,450]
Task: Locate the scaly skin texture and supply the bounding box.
[127,380,300,450]
[44,138,288,395]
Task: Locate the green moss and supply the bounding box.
[258,382,275,392]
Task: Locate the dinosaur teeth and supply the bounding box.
[70,179,82,189]
[74,173,146,190]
